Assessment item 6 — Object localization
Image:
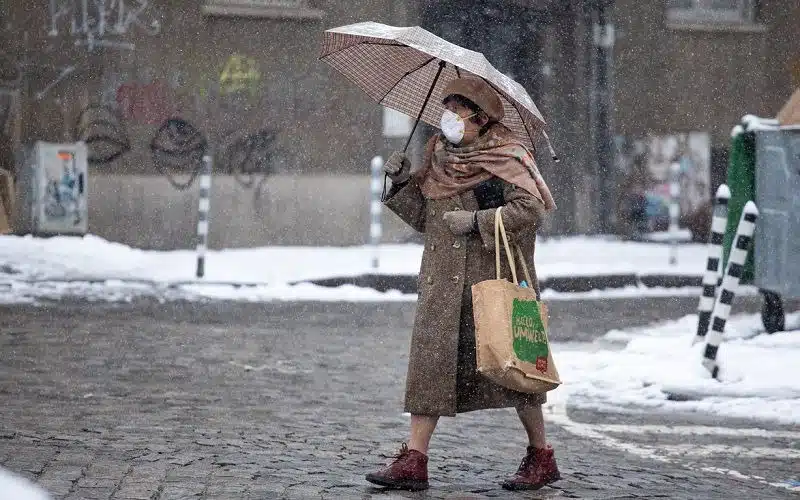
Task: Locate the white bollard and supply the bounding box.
[196,155,212,279]
[693,184,730,345]
[702,201,759,379]
[370,156,384,270]
[668,161,681,266]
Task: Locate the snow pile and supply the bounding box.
[0,468,50,500]
[549,312,800,424]
[0,234,422,284]
[535,236,705,278]
[735,114,800,135]
[0,234,708,302]
[0,234,706,283]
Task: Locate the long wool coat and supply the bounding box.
[384,172,548,417]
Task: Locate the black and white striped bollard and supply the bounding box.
[196,154,213,279]
[693,184,731,345]
[702,201,759,379]
[370,155,383,270]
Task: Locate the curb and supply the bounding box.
[306,274,704,294]
[0,274,705,295]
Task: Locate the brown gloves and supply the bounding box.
[383,151,411,184]
[443,210,478,236]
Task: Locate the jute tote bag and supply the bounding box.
[471,207,561,394]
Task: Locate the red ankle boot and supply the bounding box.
[365,444,429,491]
[502,444,561,491]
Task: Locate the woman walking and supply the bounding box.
[365,77,559,492]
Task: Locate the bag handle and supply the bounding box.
[494,207,534,287]
[494,207,517,283]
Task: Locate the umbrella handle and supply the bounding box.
[403,60,446,153]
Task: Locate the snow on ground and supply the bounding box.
[546,312,800,425]
[0,280,415,305]
[540,285,760,301]
[0,234,708,303]
[0,467,50,500]
[0,234,706,283]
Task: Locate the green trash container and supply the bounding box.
[722,126,756,283]
[723,116,800,333]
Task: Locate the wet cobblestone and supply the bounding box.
[1,300,796,499]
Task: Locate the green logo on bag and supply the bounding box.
[511,299,548,368]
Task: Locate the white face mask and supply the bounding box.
[440,109,476,144]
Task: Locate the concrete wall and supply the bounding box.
[614,0,800,147]
[88,174,417,249]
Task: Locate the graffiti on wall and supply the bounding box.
[197,54,262,101]
[75,104,130,164]
[150,117,208,190]
[48,0,162,49]
[115,80,171,124]
[222,128,279,188]
[1,53,76,102]
[219,54,261,97]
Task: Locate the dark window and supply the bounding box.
[666,0,755,24]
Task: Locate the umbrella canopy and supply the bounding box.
[319,21,554,155]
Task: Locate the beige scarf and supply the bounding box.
[416,123,556,210]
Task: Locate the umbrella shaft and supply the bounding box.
[403,60,446,152]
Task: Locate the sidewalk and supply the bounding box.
[0,234,710,302]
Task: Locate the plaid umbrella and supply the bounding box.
[319,21,556,157]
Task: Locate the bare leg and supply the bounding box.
[516,404,547,448]
[408,415,439,455]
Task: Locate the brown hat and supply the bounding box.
[441,77,505,122]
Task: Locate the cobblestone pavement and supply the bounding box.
[1,298,797,499]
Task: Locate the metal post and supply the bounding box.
[668,161,681,265]
[693,184,730,345]
[195,154,212,279]
[702,201,759,379]
[370,156,384,270]
[590,0,615,233]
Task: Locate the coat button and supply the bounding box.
[430,243,436,251]
[427,276,433,284]
[452,241,461,249]
[431,209,436,216]
[451,275,459,283]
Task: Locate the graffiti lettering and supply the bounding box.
[48,0,161,50]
